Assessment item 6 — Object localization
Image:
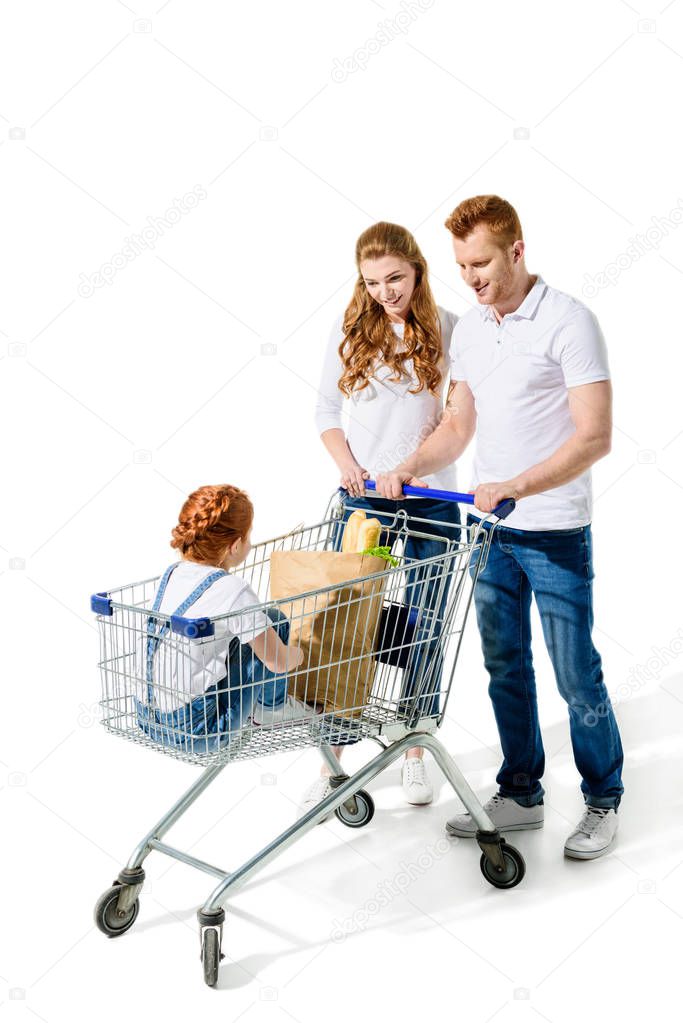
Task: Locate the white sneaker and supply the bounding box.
[445,792,544,838]
[564,806,618,860]
[401,756,433,805]
[252,694,321,727]
[299,775,334,823]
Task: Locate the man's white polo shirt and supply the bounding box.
[449,274,610,531]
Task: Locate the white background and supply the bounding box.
[2,0,683,1018]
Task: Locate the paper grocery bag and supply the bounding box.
[269,550,388,718]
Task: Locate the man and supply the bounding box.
[375,195,624,860]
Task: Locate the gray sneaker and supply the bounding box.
[564,806,618,860]
[445,792,544,838]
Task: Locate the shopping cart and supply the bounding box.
[91,483,524,987]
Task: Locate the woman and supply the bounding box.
[303,221,461,817]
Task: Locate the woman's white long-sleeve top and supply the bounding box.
[314,306,459,492]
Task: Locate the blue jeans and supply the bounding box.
[332,488,462,726]
[468,515,624,810]
[137,607,289,753]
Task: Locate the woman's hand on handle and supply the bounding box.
[375,470,430,500]
[339,462,370,498]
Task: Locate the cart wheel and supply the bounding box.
[202,927,222,987]
[335,789,375,828]
[479,842,525,890]
[94,884,140,937]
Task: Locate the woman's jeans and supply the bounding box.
[332,487,462,728]
[137,607,289,753]
[468,515,624,810]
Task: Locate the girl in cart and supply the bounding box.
[307,221,462,813]
[137,484,320,753]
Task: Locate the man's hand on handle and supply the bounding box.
[375,470,430,500]
[472,480,522,514]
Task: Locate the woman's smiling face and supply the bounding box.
[360,255,417,321]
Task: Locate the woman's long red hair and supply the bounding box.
[338,222,442,399]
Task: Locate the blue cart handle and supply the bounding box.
[362,479,516,519]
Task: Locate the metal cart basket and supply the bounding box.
[91,483,523,986]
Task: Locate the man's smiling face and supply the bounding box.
[452,225,519,307]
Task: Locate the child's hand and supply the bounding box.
[288,644,305,671]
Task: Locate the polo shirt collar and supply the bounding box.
[479,274,547,323]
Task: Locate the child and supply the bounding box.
[137,483,320,753]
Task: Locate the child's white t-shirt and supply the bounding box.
[137,561,272,713]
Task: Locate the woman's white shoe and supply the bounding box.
[299,775,334,823]
[402,756,433,805]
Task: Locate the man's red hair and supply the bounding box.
[445,195,523,248]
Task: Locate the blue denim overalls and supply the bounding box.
[136,563,289,753]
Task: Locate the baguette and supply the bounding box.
[341,510,366,553]
[358,517,381,552]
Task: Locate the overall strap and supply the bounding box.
[170,569,227,617]
[152,562,179,611]
[145,565,228,699]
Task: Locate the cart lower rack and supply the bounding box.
[91,484,523,987]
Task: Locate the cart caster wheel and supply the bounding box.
[480,842,526,890]
[94,884,140,937]
[335,789,375,828]
[202,927,224,987]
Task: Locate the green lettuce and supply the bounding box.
[361,545,399,567]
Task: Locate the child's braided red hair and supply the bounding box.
[170,484,253,565]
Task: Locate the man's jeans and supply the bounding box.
[331,488,462,731]
[468,515,624,810]
[137,607,289,753]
